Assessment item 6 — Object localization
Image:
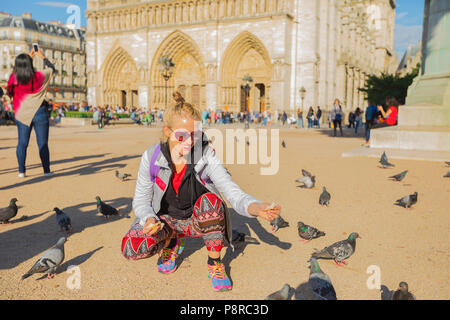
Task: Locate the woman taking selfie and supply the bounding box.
[7,46,55,178]
[121,92,281,292]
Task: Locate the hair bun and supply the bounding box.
[172,91,185,103]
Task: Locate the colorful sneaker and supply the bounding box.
[157,238,184,274]
[208,261,232,292]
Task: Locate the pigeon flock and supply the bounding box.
[262,150,444,300]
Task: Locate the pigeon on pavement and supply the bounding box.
[270,215,289,232]
[319,187,331,206]
[394,192,418,209]
[96,196,121,218]
[281,140,286,148]
[115,170,131,181]
[0,198,18,224]
[444,171,450,178]
[379,151,395,168]
[309,257,337,300]
[389,170,408,182]
[311,232,360,266]
[298,221,326,242]
[265,284,291,300]
[392,282,416,300]
[21,237,67,280]
[54,207,72,233]
[296,169,316,189]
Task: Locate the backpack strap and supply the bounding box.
[149,143,161,182]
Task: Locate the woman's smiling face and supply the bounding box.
[164,115,201,159]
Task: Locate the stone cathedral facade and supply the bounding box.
[86,0,396,114]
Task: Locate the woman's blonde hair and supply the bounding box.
[161,91,202,143]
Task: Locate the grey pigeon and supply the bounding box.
[445,161,450,167]
[21,237,67,280]
[394,192,418,208]
[0,198,18,224]
[231,229,260,250]
[392,282,416,300]
[96,196,121,218]
[444,171,450,178]
[115,170,131,181]
[311,232,360,266]
[265,284,291,300]
[270,215,289,232]
[379,151,395,168]
[319,187,331,206]
[298,221,325,242]
[281,140,286,148]
[296,169,316,189]
[389,170,408,182]
[309,257,337,300]
[54,207,72,233]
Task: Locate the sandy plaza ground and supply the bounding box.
[0,122,449,300]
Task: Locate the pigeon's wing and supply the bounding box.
[295,176,308,183]
[42,247,65,267]
[330,241,353,260]
[0,206,15,221]
[101,202,118,215]
[309,275,337,300]
[265,289,288,300]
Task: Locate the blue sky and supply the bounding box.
[1,0,424,58]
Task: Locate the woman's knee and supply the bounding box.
[121,224,165,260]
[192,193,225,234]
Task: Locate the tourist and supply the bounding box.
[307,107,314,128]
[121,91,281,292]
[377,96,399,126]
[354,107,363,135]
[296,108,303,128]
[7,49,55,178]
[331,99,344,137]
[364,101,378,146]
[282,111,287,126]
[316,106,322,128]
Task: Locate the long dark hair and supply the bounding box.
[13,54,35,85]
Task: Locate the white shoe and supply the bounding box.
[18,173,25,178]
[44,172,55,177]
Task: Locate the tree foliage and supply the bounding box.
[359,64,420,106]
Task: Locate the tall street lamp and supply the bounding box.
[242,74,253,112]
[299,86,306,111]
[159,55,175,109]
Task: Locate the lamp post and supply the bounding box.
[242,74,253,112]
[299,86,306,112]
[159,56,175,109]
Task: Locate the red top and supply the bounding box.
[386,106,398,126]
[171,164,187,194]
[7,71,45,116]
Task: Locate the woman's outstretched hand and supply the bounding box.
[143,217,164,235]
[248,202,281,221]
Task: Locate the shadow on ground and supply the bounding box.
[0,197,132,271]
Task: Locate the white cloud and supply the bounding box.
[394,24,423,56]
[35,1,73,8]
[396,12,408,20]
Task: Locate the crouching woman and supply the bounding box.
[121,92,281,292]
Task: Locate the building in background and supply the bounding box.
[0,12,87,105]
[86,0,396,114]
[396,42,422,76]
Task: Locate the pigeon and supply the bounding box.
[296,169,316,189]
[231,229,260,249]
[319,187,331,206]
[21,237,67,280]
[265,284,291,300]
[309,257,337,300]
[54,207,72,233]
[445,161,450,167]
[444,171,450,178]
[115,170,131,181]
[392,282,416,300]
[389,170,408,182]
[96,196,121,218]
[298,221,326,243]
[311,232,361,266]
[270,215,289,232]
[394,192,418,209]
[0,198,18,224]
[246,140,250,146]
[281,140,286,148]
[379,151,395,168]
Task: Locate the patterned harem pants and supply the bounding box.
[121,193,226,260]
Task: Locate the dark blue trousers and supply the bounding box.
[16,105,50,174]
